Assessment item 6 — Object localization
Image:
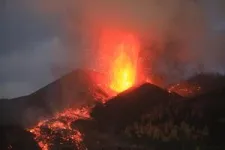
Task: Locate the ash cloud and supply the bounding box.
[78,0,225,83]
[34,0,222,84]
[1,0,225,97]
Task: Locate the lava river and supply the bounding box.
[28,108,90,150]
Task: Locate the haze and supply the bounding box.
[0,0,224,98]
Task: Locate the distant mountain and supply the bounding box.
[0,69,109,127]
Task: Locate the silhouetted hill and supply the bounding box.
[0,69,108,127]
[76,84,225,150]
[91,83,183,132]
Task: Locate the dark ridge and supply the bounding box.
[78,84,225,149]
[91,83,183,131]
[0,125,40,150]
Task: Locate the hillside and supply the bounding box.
[75,84,225,150]
[0,69,108,127]
[1,72,225,150]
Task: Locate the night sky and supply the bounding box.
[0,0,224,98]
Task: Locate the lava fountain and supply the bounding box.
[109,37,140,92]
[100,29,140,93]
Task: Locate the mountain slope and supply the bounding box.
[91,83,183,131]
[76,84,225,149]
[0,69,108,127]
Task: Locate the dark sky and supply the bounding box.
[0,0,224,98]
[0,0,77,97]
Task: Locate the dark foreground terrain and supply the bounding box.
[1,70,225,150]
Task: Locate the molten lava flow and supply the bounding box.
[102,32,140,93]
[28,107,90,150]
[168,83,201,97]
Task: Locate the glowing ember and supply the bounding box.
[168,83,201,97]
[28,107,90,150]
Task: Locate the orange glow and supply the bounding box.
[109,43,138,92]
[28,107,90,150]
[168,83,201,97]
[100,29,140,93]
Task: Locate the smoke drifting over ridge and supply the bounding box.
[82,0,225,83]
[33,0,224,83]
[1,0,225,97]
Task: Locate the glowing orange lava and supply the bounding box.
[28,107,90,150]
[100,30,140,93]
[109,44,137,92]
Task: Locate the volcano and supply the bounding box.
[1,69,225,150]
[0,69,110,127]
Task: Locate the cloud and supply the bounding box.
[0,37,69,98]
[0,0,84,98]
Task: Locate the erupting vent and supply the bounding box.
[109,38,139,92]
[100,29,140,93]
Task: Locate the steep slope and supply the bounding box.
[76,84,225,150]
[0,69,109,127]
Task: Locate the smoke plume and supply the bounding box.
[26,0,225,84]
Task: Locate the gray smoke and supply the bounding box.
[77,0,225,83]
[16,0,225,75]
[1,0,225,97]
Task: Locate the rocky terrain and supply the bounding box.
[1,69,225,150]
